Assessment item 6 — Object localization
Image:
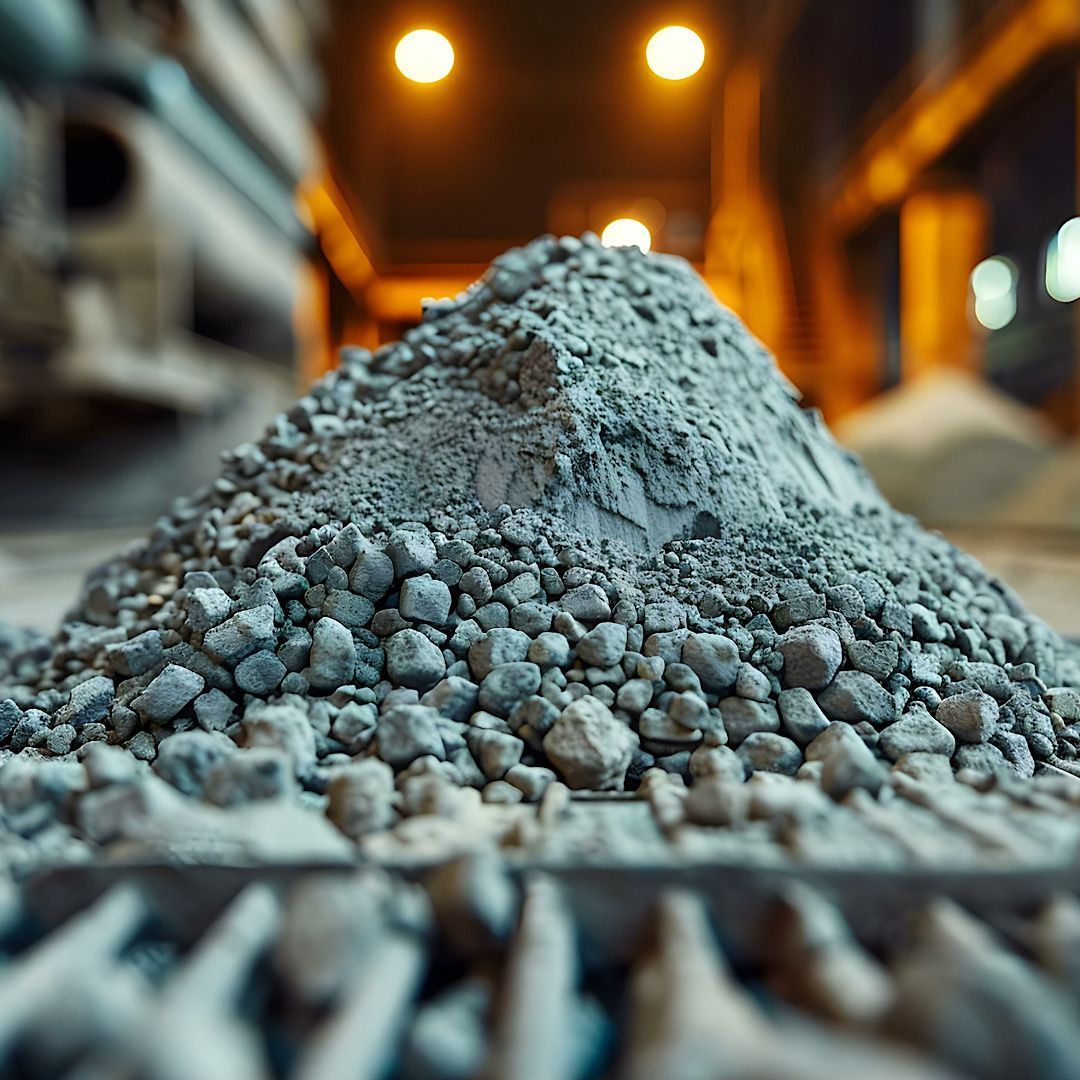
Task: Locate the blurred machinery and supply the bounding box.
[0,0,327,445]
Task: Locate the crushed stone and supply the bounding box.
[1,232,1079,850]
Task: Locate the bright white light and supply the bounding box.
[395,29,454,83]
[970,257,1014,301]
[601,217,652,253]
[646,26,705,81]
[974,293,1016,330]
[1046,217,1080,302]
[970,256,1017,330]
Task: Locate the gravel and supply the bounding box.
[0,232,1076,849]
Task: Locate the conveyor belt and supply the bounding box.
[4,850,1080,1079]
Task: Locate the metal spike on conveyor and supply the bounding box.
[0,855,1077,1078]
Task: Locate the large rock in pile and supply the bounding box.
[2,234,1079,831]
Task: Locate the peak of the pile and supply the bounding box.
[297,233,883,551]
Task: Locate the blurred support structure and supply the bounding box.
[704,59,792,366]
[0,0,331,527]
[899,186,988,380]
[830,0,1080,236]
[815,0,1080,423]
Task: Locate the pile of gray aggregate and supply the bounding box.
[3,232,1080,850]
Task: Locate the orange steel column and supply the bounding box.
[899,187,988,380]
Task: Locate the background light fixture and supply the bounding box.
[646,26,705,81]
[601,217,652,253]
[395,29,454,83]
[1045,217,1080,302]
[970,256,1017,330]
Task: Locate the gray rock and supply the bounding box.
[526,631,571,670]
[815,725,887,798]
[327,523,364,568]
[993,729,1035,778]
[103,630,163,678]
[186,587,232,632]
[478,662,541,716]
[387,530,437,577]
[542,697,638,789]
[242,701,317,774]
[470,729,523,779]
[935,691,998,743]
[643,600,683,636]
[308,617,357,692]
[152,730,233,797]
[639,708,701,743]
[718,696,780,746]
[349,548,395,600]
[132,665,205,722]
[277,625,312,672]
[469,628,531,679]
[689,745,745,782]
[194,691,236,734]
[777,687,830,746]
[668,691,709,731]
[45,724,76,755]
[1045,687,1080,722]
[560,584,611,622]
[616,678,654,714]
[206,749,297,806]
[846,640,900,681]
[734,662,772,701]
[376,704,445,769]
[421,677,480,722]
[879,711,956,761]
[202,605,276,666]
[953,742,1010,778]
[385,629,446,692]
[736,732,802,775]
[234,650,286,695]
[400,575,453,625]
[505,763,556,801]
[326,759,397,837]
[892,751,955,784]
[682,633,739,692]
[772,592,825,632]
[817,671,897,726]
[576,622,627,668]
[56,676,114,728]
[509,602,554,636]
[778,625,843,690]
[329,701,378,753]
[322,590,375,630]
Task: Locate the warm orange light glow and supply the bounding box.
[395,29,454,83]
[646,26,705,81]
[601,218,652,253]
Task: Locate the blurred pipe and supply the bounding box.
[134,0,315,185]
[64,95,302,325]
[0,0,88,89]
[79,49,306,246]
[0,86,20,210]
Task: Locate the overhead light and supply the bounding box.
[395,29,454,83]
[601,218,652,253]
[1046,217,1080,302]
[646,26,705,81]
[970,256,1016,330]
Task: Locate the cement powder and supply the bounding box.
[1,233,1079,841]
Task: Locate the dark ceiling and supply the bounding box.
[322,0,725,267]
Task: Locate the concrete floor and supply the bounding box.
[1,523,1078,641]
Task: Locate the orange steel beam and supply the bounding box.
[830,0,1080,235]
[297,173,376,298]
[364,270,485,323]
